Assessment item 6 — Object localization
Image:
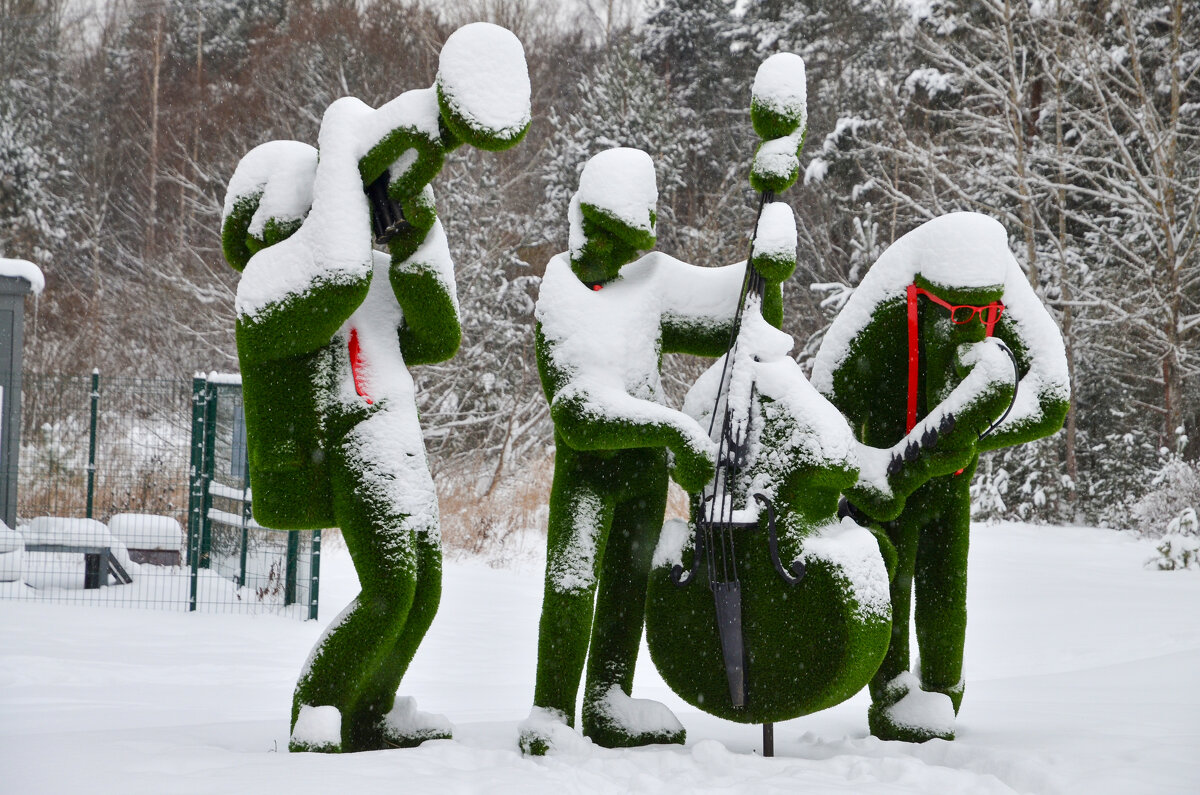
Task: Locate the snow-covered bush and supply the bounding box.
[1147,529,1199,571]
[1130,455,1200,538]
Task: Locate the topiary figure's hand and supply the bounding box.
[846,337,1017,521]
[669,431,717,494]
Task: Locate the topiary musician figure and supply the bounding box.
[518,147,796,754]
[810,212,1070,742]
[219,23,530,753]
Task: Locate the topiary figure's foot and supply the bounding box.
[518,706,591,756]
[378,696,453,748]
[290,704,343,753]
[921,677,965,715]
[582,685,686,749]
[868,672,956,743]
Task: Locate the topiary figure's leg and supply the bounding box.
[870,508,921,705]
[914,472,972,714]
[525,465,614,753]
[581,475,684,748]
[290,409,441,753]
[868,473,970,742]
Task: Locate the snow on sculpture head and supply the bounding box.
[568,147,658,284]
[436,22,532,151]
[811,212,1014,394]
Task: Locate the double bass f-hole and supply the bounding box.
[754,493,805,586]
[671,493,805,588]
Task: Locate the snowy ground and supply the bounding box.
[1,521,1197,794]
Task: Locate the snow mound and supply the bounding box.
[107,514,183,552]
[880,672,956,737]
[382,696,453,743]
[517,706,594,756]
[591,685,683,738]
[291,705,341,752]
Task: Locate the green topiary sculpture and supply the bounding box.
[219,23,530,754]
[643,59,1017,726]
[643,242,1019,729]
[517,146,796,755]
[810,212,1071,742]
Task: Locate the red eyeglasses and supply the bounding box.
[911,285,1005,336]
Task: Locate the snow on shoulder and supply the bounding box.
[436,22,531,143]
[221,140,317,238]
[0,257,45,294]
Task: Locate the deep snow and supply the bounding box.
[1,522,1197,794]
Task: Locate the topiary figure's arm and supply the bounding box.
[222,141,318,273]
[846,337,1017,521]
[390,216,461,366]
[222,138,370,364]
[974,300,1071,452]
[536,324,716,493]
[659,257,759,356]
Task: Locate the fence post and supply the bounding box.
[199,380,218,568]
[186,376,206,611]
[238,457,250,588]
[284,531,299,607]
[85,369,99,519]
[309,529,321,620]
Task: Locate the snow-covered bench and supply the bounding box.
[21,518,134,588]
[108,514,183,566]
[0,520,24,584]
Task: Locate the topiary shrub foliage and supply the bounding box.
[519,147,796,755]
[810,212,1071,742]
[219,23,530,754]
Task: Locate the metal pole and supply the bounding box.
[284,531,299,607]
[199,380,217,568]
[186,375,206,611]
[308,529,321,621]
[85,369,99,518]
[238,455,250,589]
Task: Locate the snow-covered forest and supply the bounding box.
[1,0,1197,535]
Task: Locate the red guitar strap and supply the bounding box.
[348,328,373,405]
[906,283,920,434]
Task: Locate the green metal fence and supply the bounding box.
[2,372,320,619]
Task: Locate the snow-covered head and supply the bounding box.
[812,212,1014,395]
[436,23,532,151]
[568,147,658,284]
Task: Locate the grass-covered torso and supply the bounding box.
[519,148,796,753]
[219,23,530,753]
[811,212,1071,742]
